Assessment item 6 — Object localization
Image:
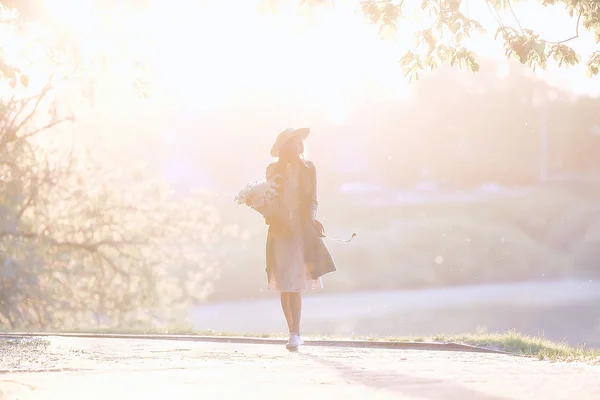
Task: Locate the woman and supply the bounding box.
[264,127,336,350]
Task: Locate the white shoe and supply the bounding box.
[286,333,304,350]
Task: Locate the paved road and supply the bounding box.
[1,337,599,400]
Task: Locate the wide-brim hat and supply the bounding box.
[270,127,310,157]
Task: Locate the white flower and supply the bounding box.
[234,175,280,211]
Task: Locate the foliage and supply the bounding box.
[294,0,600,79]
[361,0,600,79]
[3,0,600,85]
[325,212,571,290]
[426,330,600,362]
[338,61,600,188]
[4,0,599,93]
[208,183,600,301]
[0,80,222,331]
[0,3,226,330]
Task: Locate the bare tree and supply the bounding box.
[0,79,221,330]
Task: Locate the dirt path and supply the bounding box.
[1,337,598,400]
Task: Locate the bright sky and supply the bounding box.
[3,0,597,110]
[1,0,598,185]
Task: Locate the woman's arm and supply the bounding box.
[266,162,276,181]
[307,161,318,220]
[264,163,281,225]
[307,162,325,236]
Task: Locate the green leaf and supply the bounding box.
[3,67,16,80]
[414,31,421,46]
[20,73,29,88]
[535,42,546,55]
[464,24,471,38]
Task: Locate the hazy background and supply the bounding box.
[1,0,599,347]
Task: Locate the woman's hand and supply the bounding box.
[313,219,325,237]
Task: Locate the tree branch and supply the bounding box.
[18,116,75,142]
[507,0,523,32]
[484,0,506,29]
[3,83,52,134]
[549,11,581,45]
[1,229,149,253]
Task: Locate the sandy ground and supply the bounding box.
[1,337,599,400]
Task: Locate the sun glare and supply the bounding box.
[2,0,597,134]
[43,0,98,42]
[328,102,349,124]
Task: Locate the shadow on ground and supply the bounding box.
[300,352,509,400]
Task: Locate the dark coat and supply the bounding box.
[264,160,336,281]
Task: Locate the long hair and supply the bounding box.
[273,140,310,199]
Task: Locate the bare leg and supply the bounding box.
[280,292,293,333]
[289,292,302,335]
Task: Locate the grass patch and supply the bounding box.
[4,329,598,364]
[0,337,50,351]
[212,184,600,301]
[316,330,600,363]
[423,331,600,363]
[0,337,51,365]
[326,331,600,363]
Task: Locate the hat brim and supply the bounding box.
[270,127,310,157]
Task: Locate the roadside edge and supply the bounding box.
[0,332,511,355]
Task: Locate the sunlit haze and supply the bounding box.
[1,0,593,194]
[2,2,600,396]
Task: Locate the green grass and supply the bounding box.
[4,328,598,364]
[0,337,51,364]
[422,331,600,363]
[312,330,600,363]
[213,184,600,301]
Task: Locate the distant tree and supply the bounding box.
[0,9,222,329]
[361,59,600,187]
[0,80,222,329]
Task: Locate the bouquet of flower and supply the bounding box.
[234,176,280,217]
